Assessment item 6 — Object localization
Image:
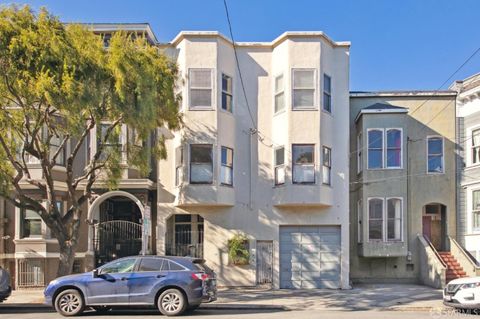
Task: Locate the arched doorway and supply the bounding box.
[87,191,146,267]
[422,203,447,251]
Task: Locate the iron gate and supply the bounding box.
[256,241,273,285]
[93,220,142,267]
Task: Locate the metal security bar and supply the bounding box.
[17,259,45,288]
[166,229,204,258]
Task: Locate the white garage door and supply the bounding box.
[280,226,341,289]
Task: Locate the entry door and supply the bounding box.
[85,258,136,305]
[422,216,432,241]
[256,241,273,285]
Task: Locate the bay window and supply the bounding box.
[190,145,213,184]
[357,133,363,173]
[274,74,285,113]
[292,144,315,184]
[221,74,233,112]
[322,146,331,185]
[427,136,444,173]
[97,123,122,162]
[292,69,315,109]
[386,129,402,168]
[189,69,213,109]
[387,198,402,241]
[274,147,285,185]
[22,207,42,238]
[472,129,480,165]
[472,190,480,232]
[220,146,233,186]
[368,198,383,241]
[367,129,383,169]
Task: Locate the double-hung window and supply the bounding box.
[221,74,233,112]
[220,146,233,186]
[367,197,403,242]
[49,133,65,166]
[472,190,480,232]
[274,147,285,185]
[22,207,42,238]
[427,136,444,173]
[386,129,402,168]
[323,74,332,113]
[292,144,315,184]
[368,198,383,241]
[292,69,315,109]
[472,129,480,165]
[387,198,402,241]
[322,146,331,185]
[357,133,363,173]
[274,74,285,113]
[367,129,383,169]
[97,123,122,162]
[175,146,183,187]
[189,69,213,109]
[190,145,213,184]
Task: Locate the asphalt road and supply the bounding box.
[0,308,475,319]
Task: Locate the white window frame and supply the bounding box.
[322,145,331,185]
[357,132,363,173]
[367,197,384,242]
[189,144,214,185]
[385,128,403,169]
[291,68,317,110]
[220,146,234,186]
[93,122,127,164]
[467,185,480,234]
[188,68,214,110]
[221,73,233,113]
[367,128,384,170]
[274,73,285,114]
[386,197,403,242]
[367,197,404,243]
[274,146,285,186]
[426,135,444,174]
[322,73,332,113]
[466,124,480,167]
[292,144,316,184]
[175,146,183,187]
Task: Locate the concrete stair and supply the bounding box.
[438,251,468,283]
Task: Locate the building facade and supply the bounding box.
[156,31,351,289]
[349,91,458,286]
[453,73,480,262]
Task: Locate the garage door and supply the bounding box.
[280,226,341,289]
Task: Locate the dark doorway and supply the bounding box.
[423,203,447,251]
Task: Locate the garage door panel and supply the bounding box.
[279,226,341,289]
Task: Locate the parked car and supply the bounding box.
[443,276,480,311]
[0,266,11,302]
[44,256,217,316]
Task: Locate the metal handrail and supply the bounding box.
[423,234,448,268]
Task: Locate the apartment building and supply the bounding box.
[157,31,351,289]
[349,91,460,287]
[0,24,160,289]
[453,73,480,262]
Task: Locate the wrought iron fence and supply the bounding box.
[166,229,204,258]
[17,259,45,288]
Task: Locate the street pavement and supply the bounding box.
[0,308,474,319]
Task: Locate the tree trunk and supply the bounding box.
[57,243,76,277]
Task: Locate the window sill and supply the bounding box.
[273,183,286,188]
[189,182,214,185]
[188,107,215,111]
[426,172,445,175]
[292,182,316,186]
[291,107,318,111]
[219,183,234,188]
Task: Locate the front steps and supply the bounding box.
[438,251,468,283]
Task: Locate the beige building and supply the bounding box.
[157,31,351,289]
[349,91,471,288]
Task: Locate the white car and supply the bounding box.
[443,276,480,310]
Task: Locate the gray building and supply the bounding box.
[350,91,463,287]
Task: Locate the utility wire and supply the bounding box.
[222,0,257,130]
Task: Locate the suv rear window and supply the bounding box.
[164,260,184,271]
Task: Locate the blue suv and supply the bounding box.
[44,256,217,316]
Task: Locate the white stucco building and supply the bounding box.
[156,31,351,289]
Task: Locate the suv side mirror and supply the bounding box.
[92,268,100,278]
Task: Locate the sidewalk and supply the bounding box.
[1,284,445,312]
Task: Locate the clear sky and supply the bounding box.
[2,0,479,91]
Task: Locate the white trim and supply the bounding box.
[273,73,285,114]
[220,72,234,114]
[366,197,404,243]
[354,108,408,123]
[291,68,317,110]
[366,128,384,170]
[466,124,480,167]
[385,128,403,169]
[386,197,404,242]
[322,73,332,113]
[188,68,215,110]
[367,197,384,242]
[466,185,480,235]
[426,135,445,174]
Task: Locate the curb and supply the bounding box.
[200,303,287,311]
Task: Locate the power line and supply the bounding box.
[222,0,257,130]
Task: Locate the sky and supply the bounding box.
[1,0,479,91]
